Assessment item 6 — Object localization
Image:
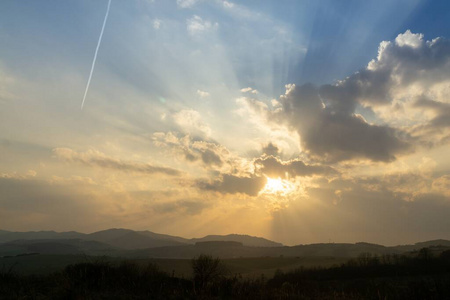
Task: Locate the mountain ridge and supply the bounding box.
[0,228,283,249]
[1,229,449,259]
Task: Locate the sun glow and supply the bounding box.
[261,177,295,195]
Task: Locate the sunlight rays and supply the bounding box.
[261,176,295,195]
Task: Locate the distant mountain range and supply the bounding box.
[1,228,449,259]
[0,228,281,257]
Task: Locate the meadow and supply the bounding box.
[0,254,348,278]
[1,249,450,299]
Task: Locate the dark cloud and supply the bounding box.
[201,149,222,166]
[53,148,181,176]
[196,174,267,196]
[262,142,280,156]
[153,132,229,168]
[275,84,411,162]
[254,156,337,178]
[256,31,450,162]
[319,65,393,108]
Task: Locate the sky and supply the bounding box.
[1,0,450,246]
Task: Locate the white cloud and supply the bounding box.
[196,89,210,98]
[313,31,450,149]
[177,0,198,8]
[1,170,37,180]
[153,131,253,175]
[240,87,258,94]
[222,1,234,8]
[432,175,450,196]
[395,29,424,48]
[172,109,212,137]
[153,19,161,29]
[187,15,218,36]
[52,148,181,176]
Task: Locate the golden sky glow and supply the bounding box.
[261,177,295,196]
[1,0,450,246]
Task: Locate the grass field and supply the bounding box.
[2,251,449,299]
[0,254,349,278]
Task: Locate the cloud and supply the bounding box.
[1,170,37,180]
[196,89,210,98]
[50,175,97,186]
[330,30,445,107]
[187,15,218,36]
[177,0,198,8]
[329,30,450,114]
[413,96,450,128]
[53,148,181,176]
[271,83,411,162]
[235,31,450,162]
[395,30,424,49]
[222,1,234,9]
[172,109,212,137]
[154,132,334,196]
[197,174,267,196]
[240,87,258,94]
[254,156,337,178]
[260,31,450,161]
[152,132,250,171]
[152,19,161,29]
[201,149,222,166]
[432,175,450,196]
[262,142,280,156]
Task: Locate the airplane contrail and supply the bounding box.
[81,0,112,110]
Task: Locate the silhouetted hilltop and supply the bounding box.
[87,228,187,249]
[0,230,85,243]
[137,230,189,244]
[0,229,282,250]
[191,234,283,247]
[1,229,449,259]
[0,229,189,251]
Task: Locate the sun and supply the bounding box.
[261,177,294,195]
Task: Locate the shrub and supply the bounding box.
[192,254,227,292]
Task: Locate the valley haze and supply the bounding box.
[1,228,449,260]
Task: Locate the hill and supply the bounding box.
[191,234,283,247]
[0,229,283,252]
[86,229,187,249]
[1,229,449,259]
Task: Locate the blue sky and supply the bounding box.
[5,0,450,97]
[1,0,450,245]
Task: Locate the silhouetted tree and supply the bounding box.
[418,247,433,260]
[192,254,227,292]
[440,249,450,262]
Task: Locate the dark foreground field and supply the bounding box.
[0,254,348,278]
[1,249,450,299]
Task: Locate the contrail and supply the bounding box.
[81,0,112,110]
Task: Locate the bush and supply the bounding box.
[192,254,227,292]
